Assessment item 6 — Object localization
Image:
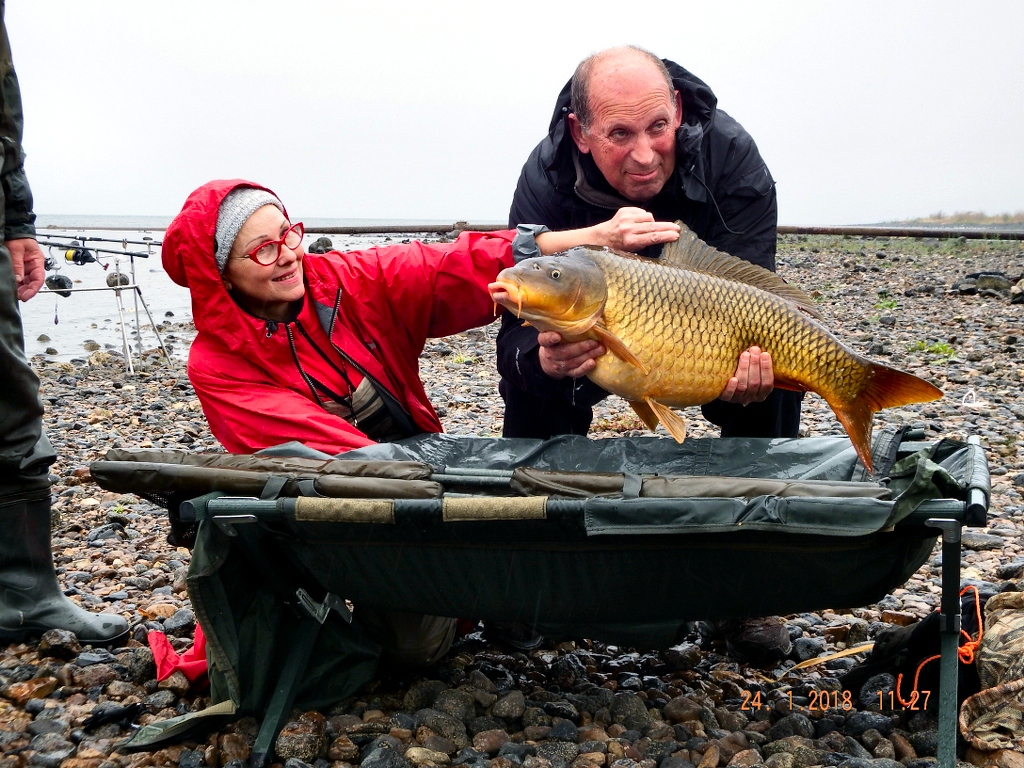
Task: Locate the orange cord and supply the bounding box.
[895,585,983,707]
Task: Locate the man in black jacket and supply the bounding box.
[0,4,128,644]
[496,46,798,665]
[498,46,803,445]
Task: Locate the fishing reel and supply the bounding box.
[64,242,96,265]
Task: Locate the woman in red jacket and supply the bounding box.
[163,180,681,456]
[162,179,678,665]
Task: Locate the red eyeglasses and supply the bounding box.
[244,222,305,265]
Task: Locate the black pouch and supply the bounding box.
[841,590,989,709]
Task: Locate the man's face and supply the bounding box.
[569,62,683,203]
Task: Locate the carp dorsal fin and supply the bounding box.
[661,223,823,320]
[593,323,650,375]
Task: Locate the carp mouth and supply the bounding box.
[488,279,523,317]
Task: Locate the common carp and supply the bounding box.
[488,224,942,474]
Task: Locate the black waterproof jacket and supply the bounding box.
[0,1,51,490]
[497,59,802,440]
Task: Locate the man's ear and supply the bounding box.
[568,113,591,155]
[673,89,683,128]
[222,279,233,292]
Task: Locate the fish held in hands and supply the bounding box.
[488,224,942,474]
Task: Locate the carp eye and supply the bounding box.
[550,269,561,279]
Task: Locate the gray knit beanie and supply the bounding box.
[214,187,285,273]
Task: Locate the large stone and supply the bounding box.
[435,690,477,724]
[662,698,701,724]
[764,754,795,768]
[471,730,509,755]
[327,736,360,762]
[421,736,458,756]
[767,714,815,742]
[2,677,57,704]
[405,681,449,712]
[37,630,81,660]
[144,689,178,711]
[728,750,762,767]
[73,665,119,689]
[537,741,581,764]
[364,750,413,768]
[415,710,470,750]
[127,647,157,685]
[549,721,579,743]
[663,643,702,672]
[610,693,650,731]
[157,670,191,697]
[961,532,1008,551]
[274,713,328,763]
[218,733,251,766]
[27,733,76,768]
[405,747,451,765]
[907,731,937,757]
[844,712,894,736]
[889,733,916,762]
[163,609,196,637]
[493,691,526,720]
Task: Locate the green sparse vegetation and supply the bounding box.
[875,298,898,311]
[592,412,647,433]
[908,340,956,357]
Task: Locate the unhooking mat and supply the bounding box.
[89,427,990,749]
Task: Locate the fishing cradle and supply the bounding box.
[37,233,169,373]
[90,426,990,768]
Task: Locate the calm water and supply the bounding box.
[21,223,447,363]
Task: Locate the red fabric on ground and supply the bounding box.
[148,622,208,682]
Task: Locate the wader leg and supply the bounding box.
[927,519,962,768]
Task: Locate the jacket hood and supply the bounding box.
[544,59,718,203]
[163,179,291,337]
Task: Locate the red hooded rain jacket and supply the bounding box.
[162,180,515,454]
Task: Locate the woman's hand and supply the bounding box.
[534,208,680,255]
[591,208,680,251]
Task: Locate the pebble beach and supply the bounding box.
[2,234,1024,768]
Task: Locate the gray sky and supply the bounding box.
[9,1,1024,225]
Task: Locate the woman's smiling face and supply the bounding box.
[222,204,305,321]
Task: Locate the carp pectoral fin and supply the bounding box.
[628,400,660,432]
[645,398,688,443]
[593,324,649,375]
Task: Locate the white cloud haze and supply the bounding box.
[9,1,1024,225]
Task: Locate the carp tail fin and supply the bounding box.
[828,365,943,475]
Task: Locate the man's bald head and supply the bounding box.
[570,46,674,132]
[567,46,683,202]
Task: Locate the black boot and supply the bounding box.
[0,488,129,645]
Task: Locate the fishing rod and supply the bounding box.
[36,232,161,248]
[303,223,1024,240]
[36,239,152,259]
